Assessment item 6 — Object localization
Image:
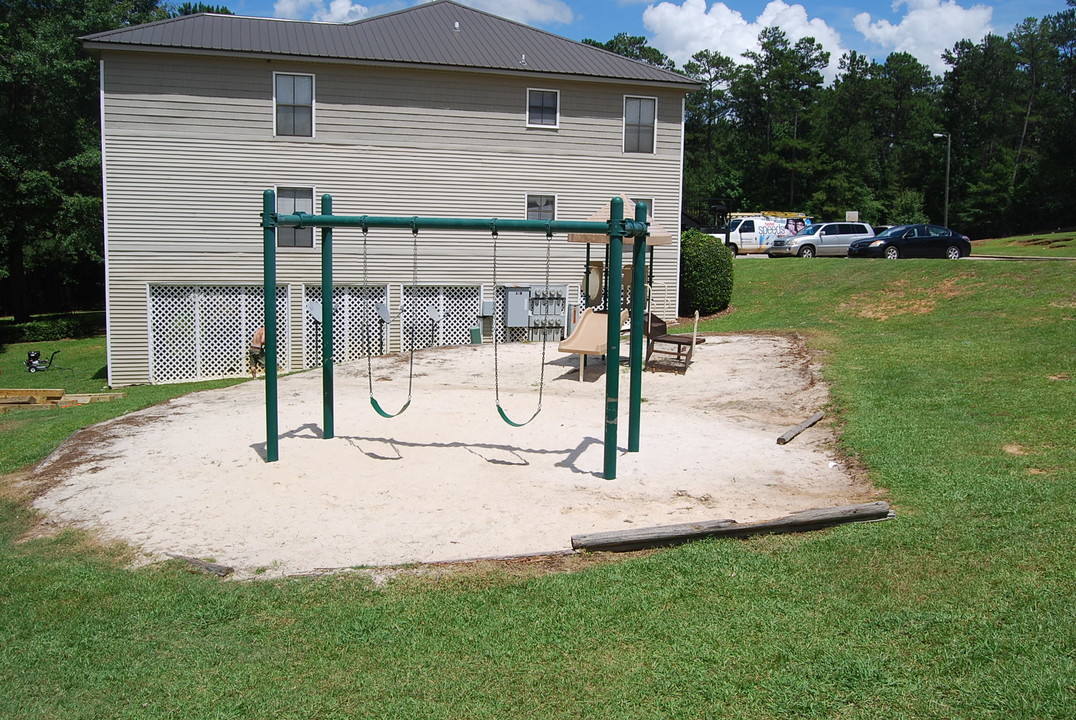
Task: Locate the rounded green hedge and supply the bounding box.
[679,228,734,316]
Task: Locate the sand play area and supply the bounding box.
[27,334,874,578]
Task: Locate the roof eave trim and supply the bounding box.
[83,44,701,90]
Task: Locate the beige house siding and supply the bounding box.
[101,51,688,386]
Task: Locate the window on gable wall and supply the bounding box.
[526,194,556,221]
[277,187,314,247]
[527,89,559,127]
[630,198,654,219]
[624,96,656,153]
[275,73,314,137]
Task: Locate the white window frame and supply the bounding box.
[275,185,316,249]
[623,95,657,154]
[525,193,558,221]
[526,88,560,129]
[273,72,315,138]
[630,197,654,220]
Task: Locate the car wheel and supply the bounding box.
[797,245,815,258]
[728,244,739,257]
[884,246,900,260]
[944,245,962,259]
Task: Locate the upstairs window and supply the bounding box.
[526,194,556,221]
[630,197,654,219]
[624,96,656,153]
[527,89,559,128]
[277,187,314,248]
[275,73,314,137]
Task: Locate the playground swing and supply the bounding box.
[361,220,420,419]
[491,222,553,427]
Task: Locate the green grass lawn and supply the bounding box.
[1,260,1074,719]
[971,230,1076,257]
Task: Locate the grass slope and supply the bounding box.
[1,260,1073,719]
[971,230,1076,257]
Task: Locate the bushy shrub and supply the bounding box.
[0,313,106,344]
[679,228,734,316]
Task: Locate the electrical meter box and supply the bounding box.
[503,286,531,327]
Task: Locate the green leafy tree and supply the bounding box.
[582,33,676,71]
[167,2,231,15]
[682,50,741,223]
[169,2,233,16]
[732,27,829,209]
[0,0,166,321]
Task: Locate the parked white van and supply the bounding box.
[767,221,875,258]
[713,214,809,255]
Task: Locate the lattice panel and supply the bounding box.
[400,285,481,350]
[149,285,288,383]
[302,285,388,369]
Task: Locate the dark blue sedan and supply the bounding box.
[848,224,972,259]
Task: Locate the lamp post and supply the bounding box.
[933,132,950,227]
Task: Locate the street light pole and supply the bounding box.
[933,132,950,227]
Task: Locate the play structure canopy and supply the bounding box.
[566,196,673,246]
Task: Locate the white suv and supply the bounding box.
[768,222,875,258]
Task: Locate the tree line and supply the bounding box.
[589,2,1076,239]
[2,1,1072,321]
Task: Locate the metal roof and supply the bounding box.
[81,0,696,88]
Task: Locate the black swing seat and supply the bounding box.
[644,312,704,370]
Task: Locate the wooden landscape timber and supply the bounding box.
[571,501,893,553]
[166,553,234,577]
[0,389,125,413]
[0,388,65,404]
[777,411,825,445]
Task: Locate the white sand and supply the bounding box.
[28,334,873,577]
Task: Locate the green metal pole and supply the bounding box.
[628,201,648,452]
[320,194,334,440]
[262,190,279,462]
[604,197,624,480]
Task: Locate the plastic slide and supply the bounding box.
[558,308,626,380]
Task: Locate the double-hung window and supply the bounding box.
[526,194,556,221]
[624,96,656,153]
[277,187,314,248]
[275,73,314,137]
[527,89,559,128]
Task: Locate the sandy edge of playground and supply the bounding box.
[24,334,876,578]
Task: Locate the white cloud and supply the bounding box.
[274,0,572,26]
[643,0,848,80]
[273,0,322,19]
[316,0,371,21]
[854,0,994,74]
[457,0,573,25]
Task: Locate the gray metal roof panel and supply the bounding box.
[81,0,696,87]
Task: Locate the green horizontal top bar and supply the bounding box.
[266,213,648,237]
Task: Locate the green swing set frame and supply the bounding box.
[260,191,652,480]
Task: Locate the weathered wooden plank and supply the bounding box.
[776,411,825,445]
[0,396,36,405]
[166,553,234,577]
[571,501,893,552]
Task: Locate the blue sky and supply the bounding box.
[224,0,1070,77]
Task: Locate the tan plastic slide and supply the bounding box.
[558,308,628,381]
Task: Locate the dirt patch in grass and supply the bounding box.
[1013,237,1073,248]
[839,275,978,320]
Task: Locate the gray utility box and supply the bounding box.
[501,285,570,341]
